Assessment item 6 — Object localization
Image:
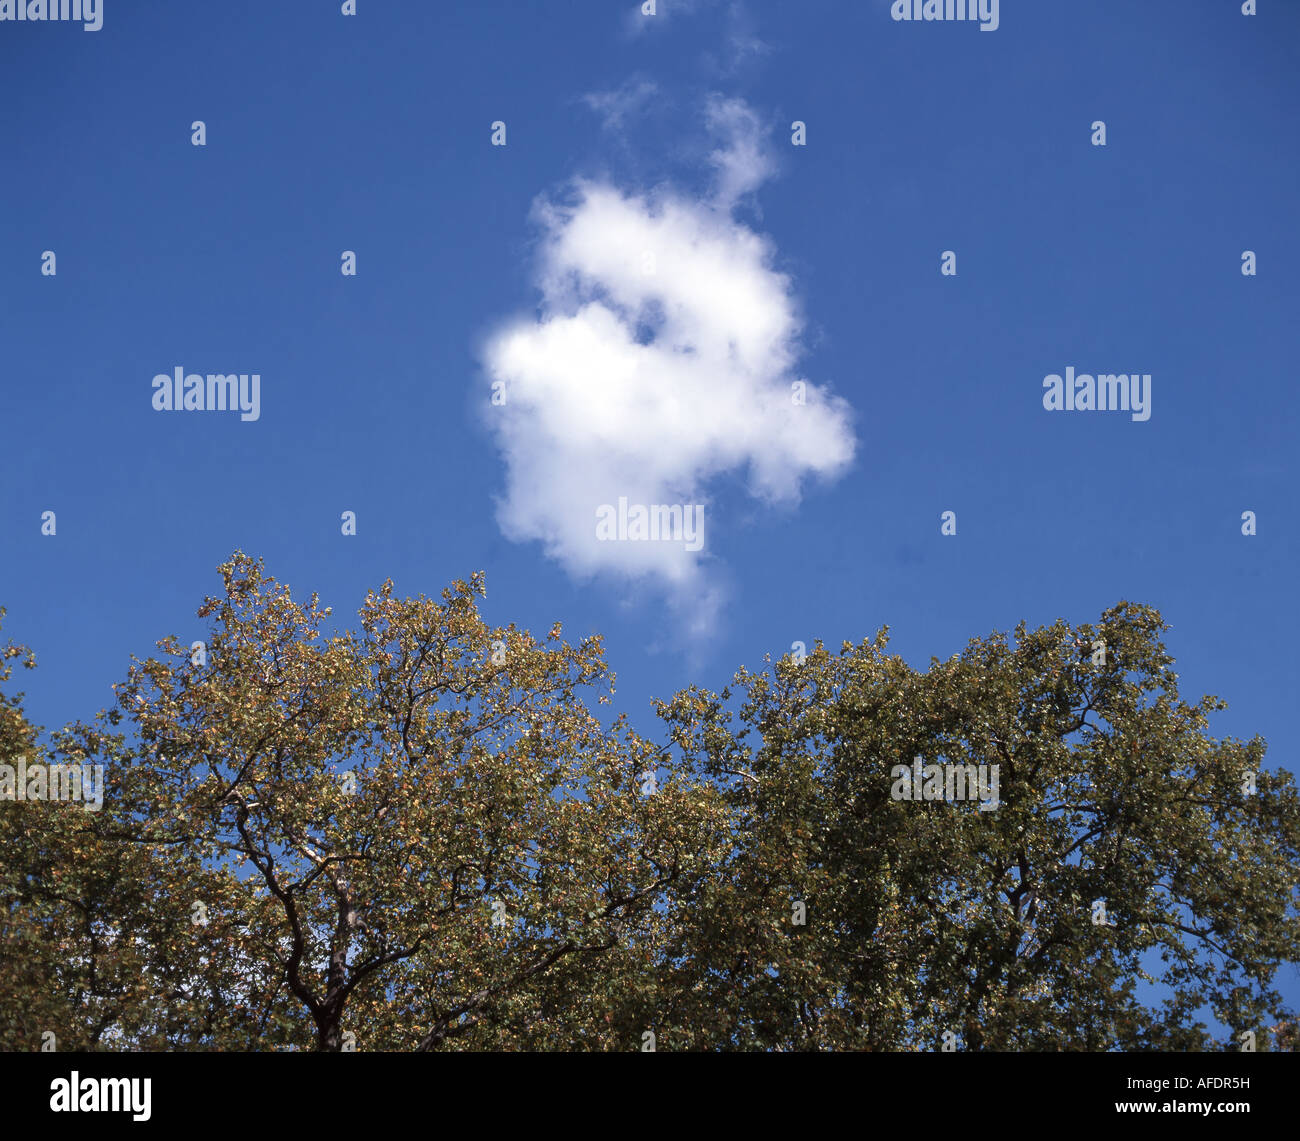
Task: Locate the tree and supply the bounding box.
[0,607,59,1048]
[0,554,727,1050]
[0,605,283,1051]
[652,603,1300,1050]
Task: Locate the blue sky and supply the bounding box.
[1,1,1297,1021]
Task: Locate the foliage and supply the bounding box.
[2,568,1296,1051]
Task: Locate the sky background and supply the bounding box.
[1,0,1297,1022]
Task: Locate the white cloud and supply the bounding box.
[706,3,773,78]
[581,78,659,132]
[703,94,774,209]
[623,0,716,38]
[481,97,856,636]
[624,0,770,76]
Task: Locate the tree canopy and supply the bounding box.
[2,557,1297,1051]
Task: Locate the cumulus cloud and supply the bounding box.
[481,97,856,635]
